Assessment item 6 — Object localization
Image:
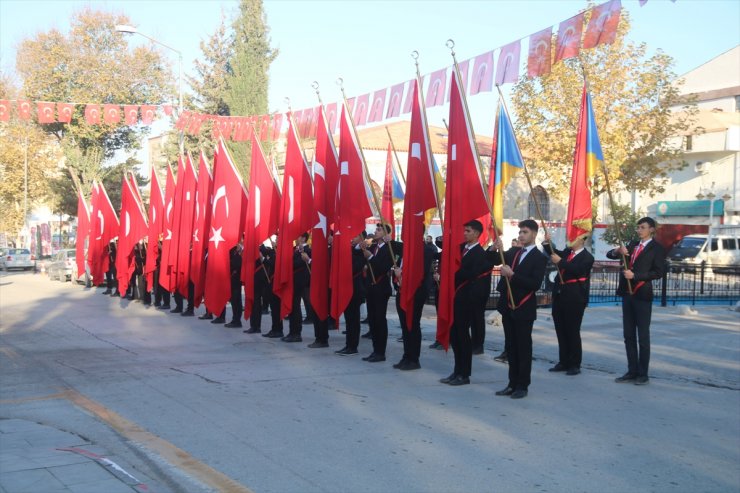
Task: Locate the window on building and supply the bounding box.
[685,135,693,151]
[528,186,549,220]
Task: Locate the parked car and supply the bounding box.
[0,248,35,271]
[667,234,740,271]
[48,249,90,284]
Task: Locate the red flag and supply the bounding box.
[330,104,374,321]
[555,13,585,63]
[447,59,469,102]
[191,152,213,307]
[75,189,90,279]
[145,167,165,288]
[401,78,439,328]
[116,176,148,295]
[174,155,198,296]
[386,82,405,119]
[368,88,387,123]
[273,115,314,319]
[436,67,490,350]
[470,51,494,95]
[271,113,284,140]
[103,104,121,124]
[158,164,177,292]
[37,102,55,123]
[17,100,32,120]
[0,100,10,121]
[124,105,139,125]
[425,68,447,108]
[583,0,621,49]
[381,143,396,238]
[57,103,74,123]
[140,105,157,125]
[324,103,338,135]
[495,40,521,85]
[89,181,120,285]
[527,28,553,78]
[204,140,247,315]
[175,110,191,131]
[163,157,186,292]
[310,105,340,322]
[242,128,281,318]
[85,104,101,125]
[353,93,370,127]
[162,105,173,116]
[402,78,417,114]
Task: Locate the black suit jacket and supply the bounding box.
[606,239,665,301]
[367,241,398,297]
[351,245,366,299]
[454,243,494,303]
[545,243,595,304]
[293,246,311,289]
[495,246,547,321]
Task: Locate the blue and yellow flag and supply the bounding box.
[491,103,524,233]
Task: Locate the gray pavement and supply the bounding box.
[1,270,739,493]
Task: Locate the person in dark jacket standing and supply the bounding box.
[606,217,665,385]
[492,219,547,399]
[335,232,367,356]
[283,233,311,342]
[543,232,594,376]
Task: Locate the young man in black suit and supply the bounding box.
[492,219,548,399]
[543,232,595,376]
[606,217,666,385]
[440,219,495,386]
[283,232,311,342]
[335,232,367,356]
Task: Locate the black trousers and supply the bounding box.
[343,294,362,351]
[501,310,534,391]
[396,286,426,363]
[230,283,243,323]
[621,295,652,377]
[450,297,475,378]
[173,292,183,310]
[154,268,170,306]
[551,298,585,369]
[137,274,151,304]
[367,287,390,356]
[250,275,271,330]
[471,297,487,351]
[288,283,310,336]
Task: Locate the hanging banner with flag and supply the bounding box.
[145,167,165,288]
[555,13,585,62]
[436,65,490,350]
[191,152,213,307]
[583,0,621,49]
[567,84,601,244]
[75,188,90,279]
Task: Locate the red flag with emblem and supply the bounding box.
[204,140,247,315]
[116,175,148,294]
[436,67,490,350]
[89,181,120,285]
[158,165,177,292]
[124,105,139,125]
[273,114,314,319]
[583,0,621,49]
[17,100,32,120]
[381,143,396,239]
[75,188,90,279]
[37,102,55,123]
[0,100,10,121]
[104,104,121,124]
[162,157,185,292]
[145,167,165,288]
[555,13,585,62]
[174,154,198,297]
[85,104,100,125]
[57,103,74,123]
[191,152,213,307]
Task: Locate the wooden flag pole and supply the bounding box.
[384,126,407,186]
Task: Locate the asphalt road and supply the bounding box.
[1,270,739,493]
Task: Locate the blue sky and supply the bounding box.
[1,0,739,137]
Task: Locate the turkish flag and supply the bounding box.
[555,13,585,63]
[583,0,621,49]
[402,78,417,114]
[17,100,32,120]
[401,78,439,328]
[310,105,340,322]
[175,110,191,131]
[273,115,314,319]
[425,68,447,108]
[124,105,139,125]
[368,88,387,123]
[75,189,90,279]
[527,28,553,78]
[436,68,489,350]
[470,51,494,95]
[89,181,120,285]
[330,104,373,321]
[162,157,186,292]
[447,60,469,102]
[204,140,247,315]
[232,118,248,141]
[381,144,396,238]
[57,103,75,123]
[353,93,370,127]
[158,164,177,292]
[242,128,281,319]
[258,115,269,141]
[495,40,521,85]
[103,104,121,124]
[162,105,173,116]
[324,103,338,135]
[37,102,55,123]
[0,100,10,121]
[271,113,284,141]
[116,175,148,295]
[144,167,165,288]
[140,105,157,125]
[85,104,101,125]
[190,152,213,307]
[174,155,198,297]
[386,82,405,119]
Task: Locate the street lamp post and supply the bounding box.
[115,25,183,153]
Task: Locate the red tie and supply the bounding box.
[512,248,523,269]
[630,243,644,267]
[567,251,575,262]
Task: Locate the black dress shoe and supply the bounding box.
[511,389,528,399]
[429,341,444,350]
[243,327,261,334]
[362,353,378,361]
[335,347,358,356]
[157,304,171,310]
[198,313,214,320]
[566,367,581,376]
[448,375,470,386]
[392,359,408,369]
[472,346,484,355]
[493,351,507,363]
[153,303,161,307]
[101,290,111,295]
[281,334,302,342]
[211,317,226,324]
[225,321,243,328]
[440,373,458,384]
[634,375,649,385]
[399,360,421,371]
[495,386,514,396]
[263,330,284,338]
[615,373,637,383]
[549,363,567,372]
[170,307,183,314]
[307,341,329,348]
[361,331,372,339]
[366,354,386,363]
[181,310,194,317]
[360,318,369,324]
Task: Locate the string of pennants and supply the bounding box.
[0,0,653,140]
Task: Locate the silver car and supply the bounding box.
[48,249,77,282]
[0,248,35,271]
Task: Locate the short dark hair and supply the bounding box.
[300,232,310,241]
[637,217,657,229]
[518,219,539,232]
[377,223,392,234]
[464,219,484,234]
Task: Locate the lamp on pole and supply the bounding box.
[115,25,183,153]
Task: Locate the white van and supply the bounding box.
[668,233,740,268]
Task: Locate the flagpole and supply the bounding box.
[336,78,398,268]
[384,126,406,186]
[447,39,515,309]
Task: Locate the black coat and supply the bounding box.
[606,239,665,301]
[454,243,494,303]
[545,243,595,304]
[495,246,548,321]
[293,245,311,289]
[366,241,400,297]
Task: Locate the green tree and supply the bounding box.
[601,202,642,247]
[511,8,696,208]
